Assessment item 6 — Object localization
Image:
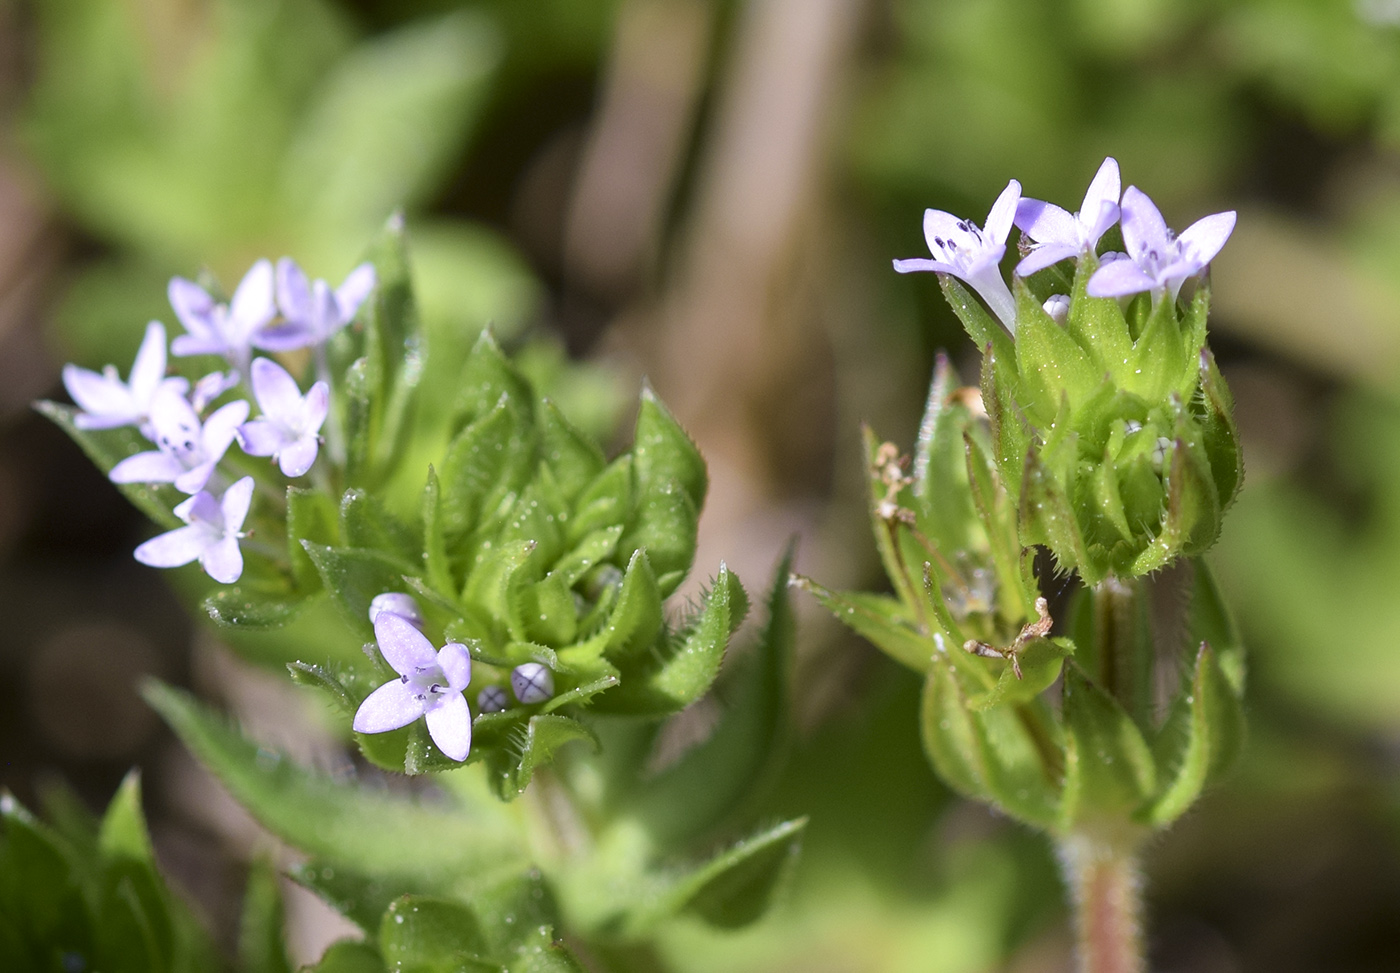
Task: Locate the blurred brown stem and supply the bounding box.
[1059,832,1146,973]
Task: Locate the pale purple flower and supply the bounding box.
[368,592,424,629]
[894,180,1021,331]
[236,358,329,478]
[133,476,253,584]
[1014,157,1121,276]
[190,370,241,413]
[62,321,188,433]
[511,663,554,705]
[110,385,248,494]
[169,260,277,373]
[1087,187,1236,303]
[353,613,473,762]
[254,259,376,351]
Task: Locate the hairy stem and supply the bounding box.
[1059,831,1146,973]
[1092,577,1149,722]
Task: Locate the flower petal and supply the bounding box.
[135,524,210,568]
[277,436,319,478]
[220,476,255,533]
[983,180,1022,245]
[1175,210,1237,268]
[176,491,221,525]
[1086,257,1158,298]
[302,382,330,433]
[1014,200,1078,245]
[250,323,317,352]
[230,260,276,335]
[200,534,244,584]
[1080,158,1121,230]
[63,365,133,423]
[424,693,472,761]
[1119,187,1169,265]
[238,420,290,458]
[438,643,472,692]
[892,257,957,275]
[374,612,439,675]
[168,278,216,337]
[1015,242,1079,277]
[276,258,312,321]
[922,208,971,250]
[129,322,170,404]
[202,400,252,460]
[110,451,184,484]
[174,461,217,495]
[250,357,305,421]
[335,263,377,321]
[353,679,423,734]
[171,333,230,358]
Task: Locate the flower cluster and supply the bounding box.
[62,259,375,584]
[895,157,1236,332]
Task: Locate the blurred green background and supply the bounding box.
[5,0,1400,969]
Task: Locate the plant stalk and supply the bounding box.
[1058,831,1146,973]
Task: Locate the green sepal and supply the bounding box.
[1121,294,1184,404]
[569,456,634,542]
[462,540,536,644]
[595,565,746,715]
[539,397,605,502]
[239,858,293,973]
[287,661,357,715]
[288,487,340,592]
[978,342,1028,502]
[303,542,420,639]
[964,429,1035,618]
[631,818,806,934]
[441,394,536,540]
[633,383,707,512]
[939,275,1015,366]
[144,683,527,884]
[286,859,411,937]
[920,656,992,804]
[579,549,664,663]
[97,770,154,865]
[1013,279,1099,425]
[483,714,599,801]
[1142,642,1245,828]
[631,554,792,846]
[1059,663,1156,829]
[420,466,455,597]
[357,215,424,482]
[300,940,386,973]
[341,355,376,487]
[1129,424,1221,575]
[1187,558,1245,691]
[34,401,181,529]
[792,576,932,672]
[551,525,623,589]
[379,896,495,971]
[1021,448,1101,584]
[1065,251,1132,375]
[202,587,305,629]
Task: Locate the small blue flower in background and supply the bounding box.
[109,384,248,494]
[894,179,1022,332]
[168,259,277,374]
[236,358,329,478]
[1014,157,1122,276]
[133,476,254,584]
[1087,186,1236,303]
[354,612,474,761]
[62,321,187,434]
[255,258,376,351]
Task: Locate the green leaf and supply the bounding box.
[1059,663,1156,829]
[939,276,1015,365]
[420,466,455,597]
[1065,252,1132,374]
[303,542,420,639]
[203,587,305,630]
[34,401,181,529]
[503,925,586,973]
[1013,280,1100,424]
[239,858,292,973]
[1143,643,1245,828]
[1021,448,1101,584]
[599,565,746,715]
[441,394,536,539]
[574,549,663,664]
[452,329,534,432]
[638,818,806,933]
[302,940,387,973]
[632,384,707,512]
[1199,347,1243,510]
[144,683,526,886]
[287,661,357,715]
[920,657,990,803]
[630,556,790,847]
[1187,558,1245,691]
[288,487,340,592]
[485,714,598,801]
[289,860,416,936]
[379,896,495,972]
[539,398,605,502]
[793,576,932,672]
[551,525,623,589]
[569,456,634,541]
[1122,296,1184,404]
[967,637,1071,710]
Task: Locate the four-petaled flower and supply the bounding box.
[254,259,376,351]
[236,358,329,478]
[110,385,248,494]
[1014,157,1121,277]
[894,180,1022,331]
[169,260,277,374]
[62,321,188,434]
[1087,186,1236,303]
[353,613,474,762]
[133,476,253,584]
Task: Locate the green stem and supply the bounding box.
[1091,577,1148,720]
[1058,831,1146,973]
